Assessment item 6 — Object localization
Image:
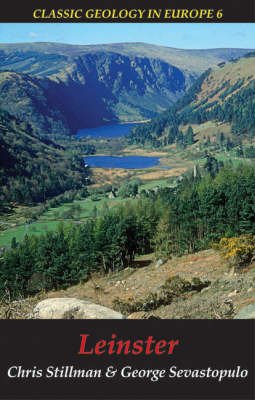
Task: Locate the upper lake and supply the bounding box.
[76,122,138,139]
[84,155,160,169]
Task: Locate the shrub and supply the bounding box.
[218,235,255,269]
[112,276,210,315]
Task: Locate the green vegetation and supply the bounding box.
[118,179,141,198]
[128,69,210,147]
[0,194,128,247]
[155,163,255,254]
[0,71,71,136]
[0,172,171,248]
[129,56,255,148]
[139,178,171,191]
[1,161,255,299]
[0,197,159,297]
[208,80,255,136]
[0,110,90,209]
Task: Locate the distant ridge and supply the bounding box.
[0,42,253,134]
[0,42,253,74]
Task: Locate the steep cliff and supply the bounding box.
[0,42,252,135]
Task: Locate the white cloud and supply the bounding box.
[29,32,38,38]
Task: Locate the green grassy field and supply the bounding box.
[40,195,126,221]
[0,176,173,248]
[139,178,171,191]
[214,152,255,166]
[0,195,129,247]
[0,221,62,247]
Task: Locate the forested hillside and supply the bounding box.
[1,162,254,298]
[129,54,255,147]
[0,71,71,136]
[0,110,89,207]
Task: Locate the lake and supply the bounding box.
[78,122,160,169]
[77,122,138,139]
[84,155,160,169]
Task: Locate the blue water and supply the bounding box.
[84,155,160,169]
[78,122,160,169]
[77,123,138,139]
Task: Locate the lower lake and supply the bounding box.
[77,122,138,139]
[84,155,160,169]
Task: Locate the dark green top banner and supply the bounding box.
[1,0,254,22]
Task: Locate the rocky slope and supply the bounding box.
[1,249,254,319]
[0,42,252,135]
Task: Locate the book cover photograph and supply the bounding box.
[0,0,254,399]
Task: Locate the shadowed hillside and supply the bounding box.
[0,42,252,134]
[0,110,89,206]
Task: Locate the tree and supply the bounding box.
[184,126,195,145]
[91,205,98,219]
[176,131,186,149]
[152,216,173,259]
[118,180,139,198]
[204,155,221,177]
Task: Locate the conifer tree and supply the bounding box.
[185,126,195,145]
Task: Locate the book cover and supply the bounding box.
[0,0,254,399]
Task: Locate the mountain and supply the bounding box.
[0,42,252,135]
[0,110,88,206]
[129,53,255,146]
[0,71,70,136]
[0,42,251,75]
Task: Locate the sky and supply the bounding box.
[0,23,254,49]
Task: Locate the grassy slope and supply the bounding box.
[131,54,255,146]
[182,55,255,137]
[195,56,255,104]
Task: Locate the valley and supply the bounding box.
[0,43,252,134]
[0,42,254,319]
[0,141,183,248]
